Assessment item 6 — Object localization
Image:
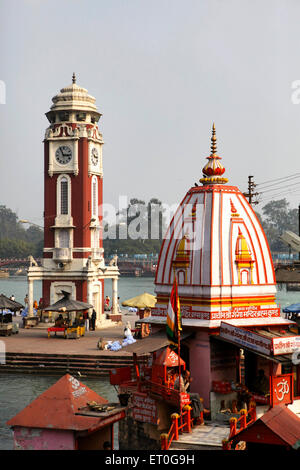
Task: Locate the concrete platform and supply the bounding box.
[170,423,230,450]
[0,312,139,357]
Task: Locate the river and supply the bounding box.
[0,276,299,450]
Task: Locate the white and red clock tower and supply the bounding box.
[28,74,119,325]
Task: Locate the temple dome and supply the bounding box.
[153,124,279,326]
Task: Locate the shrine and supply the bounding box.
[7,374,126,450]
[113,124,300,450]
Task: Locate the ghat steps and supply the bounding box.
[169,423,230,450]
[0,352,147,377]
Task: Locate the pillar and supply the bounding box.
[28,277,34,316]
[112,277,118,314]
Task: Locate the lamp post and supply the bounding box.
[19,219,43,230]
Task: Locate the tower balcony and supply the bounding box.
[53,248,72,263]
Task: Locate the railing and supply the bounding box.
[160,402,204,450]
[222,403,257,450]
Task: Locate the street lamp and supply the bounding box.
[19,219,43,229]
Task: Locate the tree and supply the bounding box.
[103,197,166,257]
[0,205,43,258]
[258,199,298,252]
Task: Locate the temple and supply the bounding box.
[115,124,300,450]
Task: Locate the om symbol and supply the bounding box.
[274,379,289,401]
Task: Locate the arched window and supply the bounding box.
[240,269,249,285]
[57,174,71,217]
[177,270,185,285]
[92,176,98,218]
[60,177,68,215]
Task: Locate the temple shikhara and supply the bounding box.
[114,124,300,450]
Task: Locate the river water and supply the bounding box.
[0,276,299,450]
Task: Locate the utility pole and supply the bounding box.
[243,176,259,205]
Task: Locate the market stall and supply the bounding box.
[0,294,23,336]
[44,291,93,339]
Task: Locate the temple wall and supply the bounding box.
[119,415,161,450]
[13,426,75,450]
[188,331,212,408]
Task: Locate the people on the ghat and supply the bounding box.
[83,310,90,332]
[124,321,132,338]
[251,369,269,396]
[24,294,28,306]
[117,296,121,314]
[90,309,96,331]
[33,300,38,310]
[174,369,204,421]
[104,296,110,311]
[55,314,65,328]
[174,369,190,392]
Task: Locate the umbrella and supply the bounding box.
[44,290,94,312]
[282,303,300,313]
[122,292,157,309]
[0,294,24,311]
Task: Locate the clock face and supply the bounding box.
[91,147,99,166]
[55,146,72,165]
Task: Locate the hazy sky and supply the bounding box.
[1,0,300,226]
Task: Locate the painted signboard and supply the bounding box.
[152,305,280,321]
[220,322,272,355]
[272,336,300,355]
[270,374,293,407]
[132,392,158,425]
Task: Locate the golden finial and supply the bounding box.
[199,122,228,185]
[210,122,217,156]
[72,72,76,84]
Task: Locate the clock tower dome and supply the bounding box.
[28,75,119,325]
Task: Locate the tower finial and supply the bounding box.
[210,122,217,156]
[72,72,76,84]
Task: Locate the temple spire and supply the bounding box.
[199,122,228,185]
[210,122,217,156]
[72,72,76,84]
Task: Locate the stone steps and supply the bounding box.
[169,423,230,451]
[0,352,148,377]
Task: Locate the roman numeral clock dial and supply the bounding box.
[55,145,73,164]
[91,147,99,166]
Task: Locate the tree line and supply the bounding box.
[0,206,43,259]
[0,198,298,259]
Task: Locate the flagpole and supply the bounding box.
[175,276,181,391]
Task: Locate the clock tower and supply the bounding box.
[28,74,119,325]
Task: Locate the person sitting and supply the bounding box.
[174,369,190,392]
[124,321,132,338]
[174,369,204,421]
[55,314,65,328]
